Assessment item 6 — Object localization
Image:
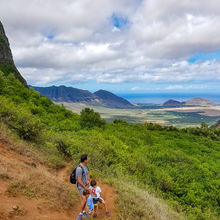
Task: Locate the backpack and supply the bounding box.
[70,164,84,184]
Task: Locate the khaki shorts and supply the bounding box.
[78,187,84,195]
[77,184,89,195]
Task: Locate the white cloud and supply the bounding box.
[0,0,220,87]
[112,27,121,32]
[165,84,207,90]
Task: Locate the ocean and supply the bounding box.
[118,93,220,104]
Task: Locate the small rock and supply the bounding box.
[30,162,37,168]
[12,205,19,211]
[25,161,37,168]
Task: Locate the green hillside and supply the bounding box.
[0,71,219,219]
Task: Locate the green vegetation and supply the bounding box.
[0,63,27,85]
[80,107,106,129]
[0,71,219,219]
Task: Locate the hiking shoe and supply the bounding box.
[106,211,110,216]
[93,213,97,218]
[82,211,89,218]
[76,214,82,220]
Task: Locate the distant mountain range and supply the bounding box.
[32,85,217,109]
[31,85,134,109]
[162,97,216,107]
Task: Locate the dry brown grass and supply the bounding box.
[0,123,78,211]
[4,164,78,210]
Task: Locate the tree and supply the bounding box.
[79,108,106,129]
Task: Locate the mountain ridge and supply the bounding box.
[186,97,215,106]
[94,89,134,108]
[162,97,216,107]
[0,21,26,85]
[32,85,134,109]
[162,99,185,107]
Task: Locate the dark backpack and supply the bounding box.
[70,164,84,184]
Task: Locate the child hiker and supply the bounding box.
[86,190,94,216]
[89,179,110,218]
[77,189,93,220]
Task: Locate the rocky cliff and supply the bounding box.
[32,85,100,104]
[0,21,26,85]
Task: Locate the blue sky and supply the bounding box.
[112,14,129,29]
[188,50,220,63]
[65,80,219,95]
[0,0,220,95]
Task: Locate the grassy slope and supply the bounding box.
[0,71,219,219]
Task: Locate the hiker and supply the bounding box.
[76,154,90,220]
[89,179,110,218]
[84,189,94,216]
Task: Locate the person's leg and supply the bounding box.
[80,195,87,213]
[81,195,90,217]
[94,205,97,213]
[93,198,98,217]
[77,189,89,220]
[100,198,110,216]
[102,200,108,212]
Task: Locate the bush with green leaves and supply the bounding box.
[0,96,43,141]
[79,107,106,129]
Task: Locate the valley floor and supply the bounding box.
[57,102,220,127]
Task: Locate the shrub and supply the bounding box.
[0,96,43,141]
[79,108,106,129]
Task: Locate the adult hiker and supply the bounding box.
[76,154,90,220]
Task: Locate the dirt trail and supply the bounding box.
[0,141,118,220]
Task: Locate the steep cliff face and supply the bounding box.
[0,22,14,64]
[32,85,101,104]
[0,21,26,85]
